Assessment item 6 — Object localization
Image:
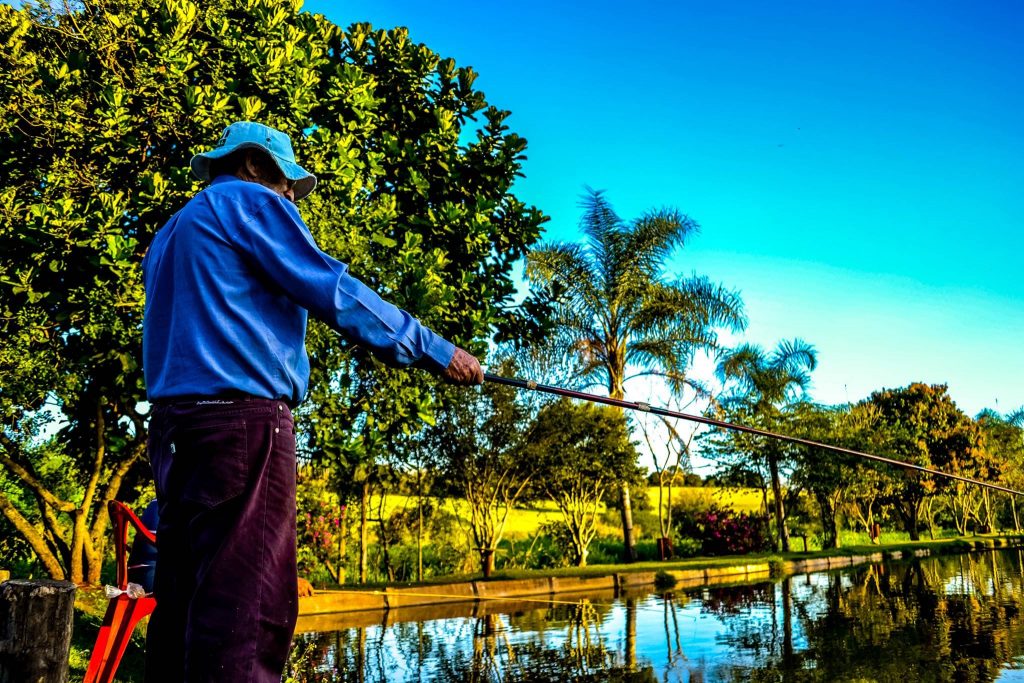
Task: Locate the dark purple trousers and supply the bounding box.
[145,398,298,682]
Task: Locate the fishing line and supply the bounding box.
[483,373,1023,497]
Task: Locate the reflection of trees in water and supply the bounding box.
[285,600,655,682]
[702,551,1024,682]
[286,551,1024,682]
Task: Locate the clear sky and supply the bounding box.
[308,0,1024,418]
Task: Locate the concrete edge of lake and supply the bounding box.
[295,535,1024,632]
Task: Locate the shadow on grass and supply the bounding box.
[69,588,146,683]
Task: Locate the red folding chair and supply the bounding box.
[84,500,157,683]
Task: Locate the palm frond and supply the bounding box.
[975,407,1002,422]
[1008,407,1024,428]
[716,343,764,384]
[578,188,623,271]
[526,242,604,315]
[624,209,700,277]
[673,274,748,332]
[770,338,818,374]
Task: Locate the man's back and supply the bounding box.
[144,175,314,404]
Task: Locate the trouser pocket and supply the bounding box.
[173,421,249,509]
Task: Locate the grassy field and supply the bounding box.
[368,485,764,540]
[645,485,763,516]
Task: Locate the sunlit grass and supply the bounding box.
[365,485,764,543]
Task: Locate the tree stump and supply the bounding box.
[0,579,77,683]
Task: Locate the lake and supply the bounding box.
[286,549,1024,682]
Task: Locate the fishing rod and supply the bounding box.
[483,373,1024,497]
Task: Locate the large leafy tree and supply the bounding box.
[866,383,983,540]
[0,0,544,582]
[788,402,887,549]
[526,189,746,560]
[714,339,817,552]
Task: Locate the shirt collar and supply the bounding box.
[210,175,245,187]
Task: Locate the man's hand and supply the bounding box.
[442,347,484,385]
[297,577,315,597]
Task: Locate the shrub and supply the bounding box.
[671,536,702,559]
[587,536,627,565]
[676,506,769,556]
[295,476,342,578]
[387,542,469,581]
[634,539,660,562]
[499,529,569,571]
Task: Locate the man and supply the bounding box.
[142,120,482,682]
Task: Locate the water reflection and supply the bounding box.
[286,550,1024,682]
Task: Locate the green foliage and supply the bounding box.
[526,189,744,559]
[427,359,539,575]
[866,383,984,538]
[526,189,745,400]
[0,0,545,579]
[526,398,639,566]
[708,338,817,551]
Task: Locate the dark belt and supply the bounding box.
[152,393,297,410]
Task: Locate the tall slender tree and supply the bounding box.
[527,189,746,560]
[715,339,817,552]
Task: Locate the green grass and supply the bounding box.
[466,533,1024,582]
[368,485,764,543]
[645,485,763,515]
[70,587,146,682]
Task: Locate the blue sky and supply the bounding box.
[309,0,1023,417]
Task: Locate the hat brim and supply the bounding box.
[190,142,317,200]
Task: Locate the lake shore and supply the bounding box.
[296,533,1024,631]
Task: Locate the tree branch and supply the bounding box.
[0,492,65,579]
[0,436,75,513]
[90,440,144,553]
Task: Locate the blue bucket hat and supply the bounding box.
[190,121,317,200]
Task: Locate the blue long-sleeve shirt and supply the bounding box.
[142,176,455,404]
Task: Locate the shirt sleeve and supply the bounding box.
[233,194,456,372]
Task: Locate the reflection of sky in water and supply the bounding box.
[293,550,1024,682]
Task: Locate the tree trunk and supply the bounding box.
[0,580,76,683]
[619,483,636,562]
[417,485,424,583]
[573,535,588,568]
[480,548,495,578]
[380,530,392,582]
[902,501,921,541]
[767,452,789,552]
[817,494,839,550]
[376,494,393,583]
[338,506,347,585]
[0,496,65,580]
[359,481,368,584]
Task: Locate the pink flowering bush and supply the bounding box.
[296,476,344,580]
[676,506,769,556]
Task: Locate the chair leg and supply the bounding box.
[83,595,156,683]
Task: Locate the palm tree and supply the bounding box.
[716,339,817,552]
[527,189,747,560]
[1008,408,1024,428]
